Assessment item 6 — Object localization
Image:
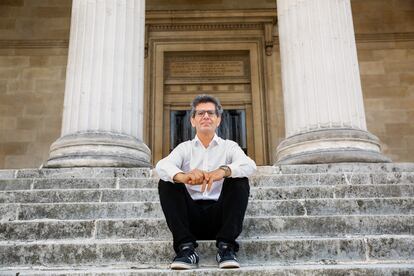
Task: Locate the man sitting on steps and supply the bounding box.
[156,94,257,270]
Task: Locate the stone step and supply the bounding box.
[1,236,413,267]
[1,263,414,275]
[2,163,414,179]
[1,184,413,204]
[1,172,414,192]
[1,215,413,241]
[2,198,413,221]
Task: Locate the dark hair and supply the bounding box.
[190,94,223,117]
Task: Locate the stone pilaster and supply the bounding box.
[275,0,390,164]
[45,0,151,167]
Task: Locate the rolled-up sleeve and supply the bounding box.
[226,141,257,178]
[155,143,186,182]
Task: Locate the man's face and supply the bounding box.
[190,102,221,135]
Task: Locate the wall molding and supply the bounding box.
[0,39,68,49]
[1,32,413,49]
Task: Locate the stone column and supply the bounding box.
[275,0,390,164]
[45,0,151,167]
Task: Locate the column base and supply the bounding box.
[275,128,391,165]
[44,131,151,168]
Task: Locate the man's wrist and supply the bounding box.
[219,165,231,178]
[173,172,185,183]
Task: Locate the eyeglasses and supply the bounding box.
[194,110,217,117]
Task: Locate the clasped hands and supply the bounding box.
[173,168,225,193]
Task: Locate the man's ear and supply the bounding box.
[190,116,196,128]
[216,116,221,127]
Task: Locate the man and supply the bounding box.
[156,94,257,270]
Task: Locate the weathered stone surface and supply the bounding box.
[250,173,372,187]
[96,216,414,240]
[119,178,159,189]
[0,204,17,221]
[17,202,163,220]
[0,238,370,266]
[0,179,32,191]
[0,170,16,178]
[368,236,414,261]
[2,184,413,204]
[2,264,414,276]
[0,220,94,241]
[101,189,158,202]
[33,178,117,189]
[13,198,414,221]
[15,201,307,220]
[371,172,414,184]
[334,184,414,198]
[0,190,102,203]
[275,163,414,174]
[304,198,414,216]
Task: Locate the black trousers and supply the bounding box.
[158,177,250,253]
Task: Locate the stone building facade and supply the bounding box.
[0,0,413,168]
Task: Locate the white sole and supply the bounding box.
[219,260,240,269]
[171,261,198,270]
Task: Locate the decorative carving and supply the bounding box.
[149,23,263,32]
[145,25,149,58]
[264,23,275,56]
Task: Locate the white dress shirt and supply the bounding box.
[155,134,257,200]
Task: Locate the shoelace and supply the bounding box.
[176,247,198,263]
[219,246,237,260]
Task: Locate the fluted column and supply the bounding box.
[45,0,151,167]
[275,0,390,164]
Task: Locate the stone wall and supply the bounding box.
[0,0,71,168]
[352,0,414,161]
[0,0,413,168]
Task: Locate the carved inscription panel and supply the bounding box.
[169,61,244,78]
[164,51,250,82]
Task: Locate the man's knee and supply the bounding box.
[222,177,250,195]
[158,179,186,196]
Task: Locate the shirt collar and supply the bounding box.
[192,134,222,147]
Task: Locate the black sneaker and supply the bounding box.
[216,242,240,269]
[170,242,199,270]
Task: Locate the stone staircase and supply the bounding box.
[0,163,414,275]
